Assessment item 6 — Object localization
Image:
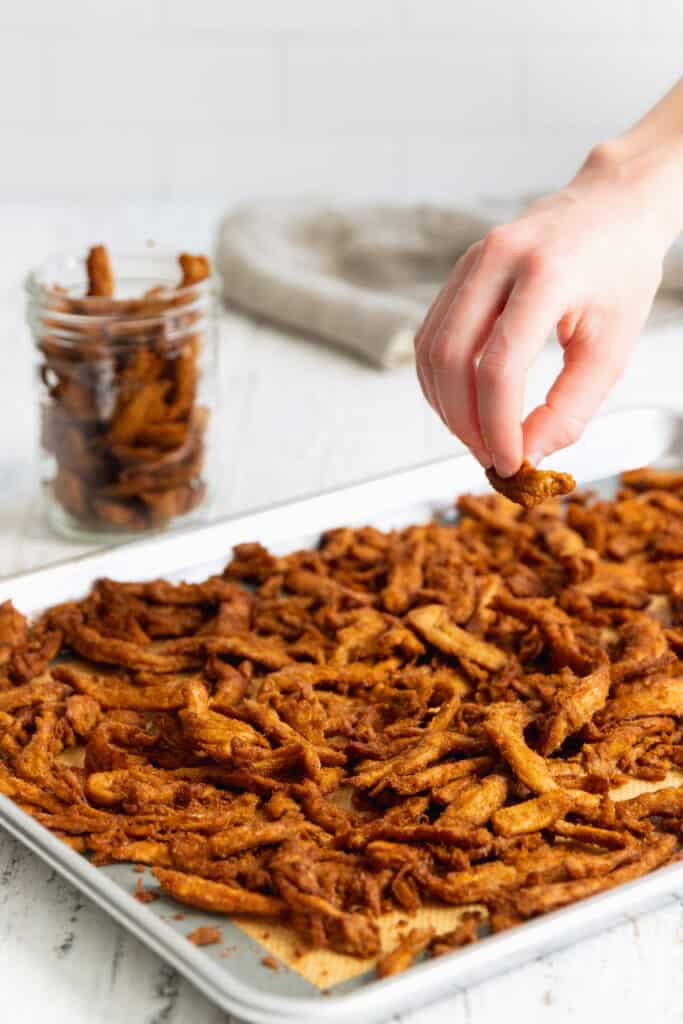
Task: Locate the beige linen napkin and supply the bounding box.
[216,199,683,369]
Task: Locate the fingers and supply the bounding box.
[415,246,480,417]
[419,233,519,464]
[434,354,489,465]
[523,312,633,462]
[415,357,433,412]
[475,267,563,478]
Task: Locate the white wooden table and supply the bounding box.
[2,200,683,1023]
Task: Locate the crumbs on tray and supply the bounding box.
[187,926,222,947]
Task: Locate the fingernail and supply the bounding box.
[470,446,493,469]
[493,458,519,479]
[527,451,544,468]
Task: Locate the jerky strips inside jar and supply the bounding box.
[26,246,217,540]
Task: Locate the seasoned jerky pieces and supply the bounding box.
[376,927,435,978]
[179,253,211,287]
[486,460,575,509]
[39,245,211,531]
[1,465,683,974]
[86,244,114,298]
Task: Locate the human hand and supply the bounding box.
[414,143,680,478]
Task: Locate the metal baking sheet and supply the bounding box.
[1,404,683,1024]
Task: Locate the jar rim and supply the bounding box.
[24,247,216,315]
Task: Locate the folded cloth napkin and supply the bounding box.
[216,199,683,369]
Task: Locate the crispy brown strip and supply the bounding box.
[153,868,285,916]
[492,791,572,837]
[539,661,611,755]
[438,775,508,827]
[604,676,683,720]
[484,703,557,795]
[430,912,482,956]
[422,861,518,904]
[179,253,211,287]
[376,927,435,978]
[512,834,676,917]
[0,680,70,712]
[0,602,27,666]
[407,604,506,670]
[86,244,114,297]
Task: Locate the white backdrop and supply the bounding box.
[2,9,683,1024]
[1,0,681,203]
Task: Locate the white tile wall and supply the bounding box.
[395,0,531,34]
[0,0,681,201]
[0,0,165,29]
[0,34,51,123]
[161,0,397,33]
[525,0,642,35]
[527,39,683,136]
[51,42,280,126]
[285,41,525,132]
[643,0,683,34]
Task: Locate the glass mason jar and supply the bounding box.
[25,250,217,543]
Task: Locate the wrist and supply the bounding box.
[577,131,683,245]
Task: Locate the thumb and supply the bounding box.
[523,315,631,462]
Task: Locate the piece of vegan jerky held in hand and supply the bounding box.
[486,461,575,509]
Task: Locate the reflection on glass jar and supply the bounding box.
[25,248,217,542]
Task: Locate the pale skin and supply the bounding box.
[415,77,683,479]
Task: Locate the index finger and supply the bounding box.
[475,272,563,478]
[415,246,480,419]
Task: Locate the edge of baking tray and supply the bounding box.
[2,789,683,1024]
